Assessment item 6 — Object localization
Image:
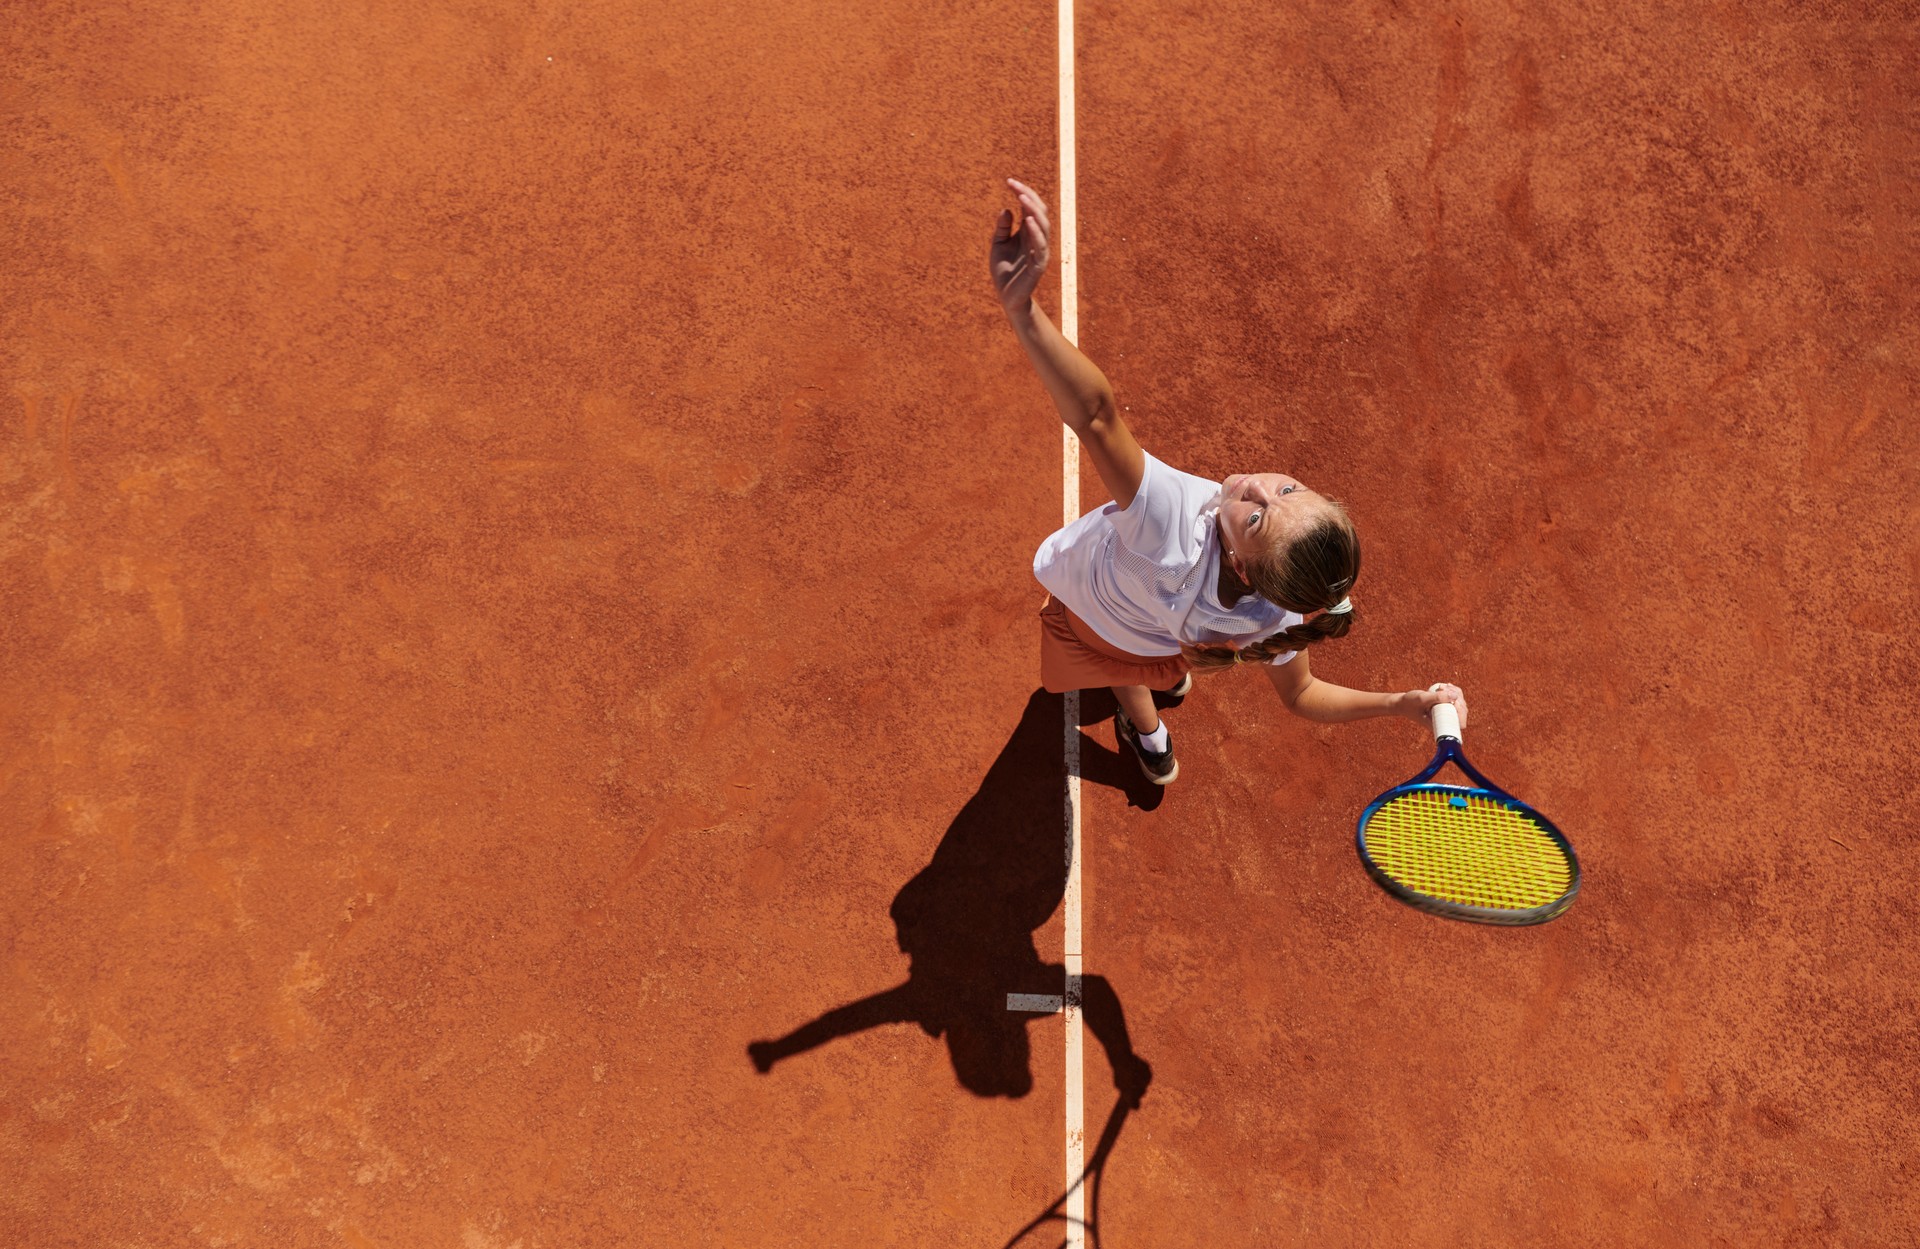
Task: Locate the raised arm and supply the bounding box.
[990,178,1145,508]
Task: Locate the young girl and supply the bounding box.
[991,178,1468,784]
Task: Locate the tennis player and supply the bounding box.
[992,178,1468,784]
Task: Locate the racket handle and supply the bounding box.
[1429,698,1462,742]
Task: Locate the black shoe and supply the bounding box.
[1152,672,1193,711]
[1115,708,1179,785]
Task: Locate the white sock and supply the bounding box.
[1137,720,1169,753]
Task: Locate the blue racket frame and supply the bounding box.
[1356,734,1581,926]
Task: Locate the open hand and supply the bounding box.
[988,177,1051,314]
[1112,1051,1152,1110]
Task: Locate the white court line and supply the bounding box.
[1057,0,1085,1243]
[1008,993,1066,1013]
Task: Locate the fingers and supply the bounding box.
[1005,177,1052,240]
[1427,682,1468,728]
[991,180,1050,302]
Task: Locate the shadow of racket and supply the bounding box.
[998,1092,1133,1249]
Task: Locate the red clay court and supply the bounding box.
[4,1,1917,1245]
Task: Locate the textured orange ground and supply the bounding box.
[4,0,1916,1246]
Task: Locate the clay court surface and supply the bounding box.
[5,0,1918,1244]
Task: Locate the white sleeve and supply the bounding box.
[1107,453,1182,557]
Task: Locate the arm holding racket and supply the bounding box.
[1264,652,1468,730]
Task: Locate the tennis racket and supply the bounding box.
[1356,689,1579,925]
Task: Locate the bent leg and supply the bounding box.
[1109,684,1161,735]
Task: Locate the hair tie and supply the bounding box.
[1324,597,1353,616]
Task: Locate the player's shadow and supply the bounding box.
[747,686,1162,1106]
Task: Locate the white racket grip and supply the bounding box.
[1430,699,1462,742]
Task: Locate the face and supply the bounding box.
[1218,472,1321,575]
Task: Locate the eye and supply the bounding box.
[1281,485,1297,495]
[1248,509,1263,528]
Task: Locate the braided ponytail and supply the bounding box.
[1181,608,1355,670]
[1183,498,1361,674]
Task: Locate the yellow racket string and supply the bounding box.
[1364,789,1571,911]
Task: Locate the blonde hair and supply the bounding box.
[1181,498,1361,672]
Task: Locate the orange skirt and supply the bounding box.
[1038,594,1191,694]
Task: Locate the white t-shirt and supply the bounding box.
[1033,452,1302,665]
